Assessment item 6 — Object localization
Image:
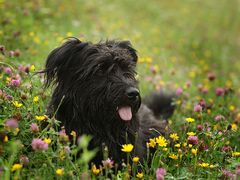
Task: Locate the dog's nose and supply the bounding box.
[126,87,140,101]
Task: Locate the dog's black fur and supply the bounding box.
[42,38,174,165]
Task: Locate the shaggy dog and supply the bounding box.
[43,38,174,165]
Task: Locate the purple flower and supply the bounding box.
[197,125,203,131]
[175,88,183,96]
[30,123,39,133]
[5,118,18,129]
[207,72,216,81]
[31,138,48,151]
[214,115,225,121]
[188,136,198,145]
[199,140,208,151]
[102,158,114,169]
[236,165,240,176]
[194,104,202,112]
[19,155,29,166]
[9,51,14,57]
[221,145,232,152]
[215,87,225,96]
[156,168,166,180]
[10,79,21,87]
[64,146,71,154]
[222,170,234,178]
[4,67,12,75]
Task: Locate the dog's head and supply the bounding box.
[43,38,141,128]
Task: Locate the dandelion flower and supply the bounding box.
[30,65,35,72]
[43,138,51,144]
[187,132,196,136]
[174,143,181,148]
[92,165,100,175]
[232,152,240,157]
[33,96,39,103]
[35,115,47,121]
[147,138,156,148]
[191,148,198,155]
[133,156,140,163]
[198,162,209,167]
[170,133,179,141]
[4,135,8,142]
[169,154,178,160]
[121,144,134,153]
[186,117,195,123]
[56,168,64,176]
[70,131,76,137]
[156,136,167,147]
[136,172,143,179]
[11,163,23,172]
[13,101,23,108]
[231,123,238,131]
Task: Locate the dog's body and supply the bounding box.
[43,38,174,165]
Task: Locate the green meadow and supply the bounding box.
[0,0,239,179]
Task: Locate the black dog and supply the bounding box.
[43,38,174,165]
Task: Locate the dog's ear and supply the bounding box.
[43,38,88,87]
[118,41,138,63]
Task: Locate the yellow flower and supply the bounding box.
[70,131,76,137]
[170,133,179,141]
[207,109,211,114]
[14,128,20,136]
[169,154,178,160]
[30,65,36,72]
[133,156,140,163]
[4,135,8,142]
[163,148,168,151]
[11,163,23,172]
[44,138,51,144]
[35,115,47,121]
[56,168,64,176]
[231,123,238,131]
[232,152,240,157]
[209,164,215,168]
[59,150,65,160]
[13,101,23,108]
[136,172,143,179]
[191,148,198,155]
[33,96,39,103]
[187,132,196,136]
[175,143,181,148]
[186,117,195,123]
[92,165,100,175]
[66,32,73,37]
[147,138,156,148]
[229,105,235,111]
[156,136,167,147]
[198,162,209,167]
[183,142,187,147]
[121,144,134,153]
[188,144,193,148]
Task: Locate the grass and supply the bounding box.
[0,0,240,179]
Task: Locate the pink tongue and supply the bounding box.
[118,106,132,121]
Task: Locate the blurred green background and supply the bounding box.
[1,0,240,95]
